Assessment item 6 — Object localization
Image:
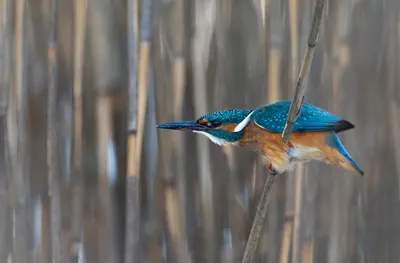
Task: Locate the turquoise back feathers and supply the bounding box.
[252,101,354,133]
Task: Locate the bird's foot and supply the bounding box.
[268,164,278,176]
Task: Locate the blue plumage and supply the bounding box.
[328,133,364,175]
[253,100,354,133]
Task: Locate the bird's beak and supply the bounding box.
[157,120,207,131]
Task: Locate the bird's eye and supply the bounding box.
[206,122,213,128]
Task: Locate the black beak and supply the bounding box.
[157,120,207,131]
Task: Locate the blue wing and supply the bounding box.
[253,100,354,133]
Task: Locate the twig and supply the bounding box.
[46,0,63,261]
[282,0,325,143]
[124,0,140,261]
[241,1,326,262]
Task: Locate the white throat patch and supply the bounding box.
[193,131,229,146]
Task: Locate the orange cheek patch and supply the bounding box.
[218,124,238,132]
[198,119,208,125]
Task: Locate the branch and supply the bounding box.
[282,0,325,143]
[241,1,326,262]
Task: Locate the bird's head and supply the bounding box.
[157,109,252,145]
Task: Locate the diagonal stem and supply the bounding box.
[241,1,326,262]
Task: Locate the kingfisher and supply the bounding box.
[157,100,364,176]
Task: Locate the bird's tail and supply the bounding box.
[326,133,364,176]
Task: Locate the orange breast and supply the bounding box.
[237,123,330,171]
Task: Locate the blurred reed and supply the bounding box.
[46,0,64,261]
[70,0,87,260]
[124,0,140,261]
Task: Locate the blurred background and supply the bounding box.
[0,0,399,262]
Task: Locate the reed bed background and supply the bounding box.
[0,0,399,262]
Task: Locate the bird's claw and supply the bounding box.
[268,164,278,176]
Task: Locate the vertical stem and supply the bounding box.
[47,0,63,261]
[289,3,303,262]
[12,0,32,262]
[169,0,191,260]
[192,0,217,261]
[136,0,152,170]
[125,0,140,261]
[71,0,87,260]
[126,0,152,261]
[40,197,51,263]
[264,1,286,261]
[0,0,11,259]
[279,219,293,263]
[96,95,116,263]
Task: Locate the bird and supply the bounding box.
[157,100,364,176]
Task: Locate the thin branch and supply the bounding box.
[282,0,325,143]
[46,0,63,261]
[241,1,326,262]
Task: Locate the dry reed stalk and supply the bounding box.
[135,0,152,170]
[214,2,248,261]
[301,240,314,263]
[89,0,126,260]
[260,2,285,260]
[386,11,400,199]
[0,117,10,262]
[260,0,270,26]
[268,50,281,104]
[291,166,304,263]
[46,0,64,261]
[71,0,88,259]
[332,0,351,112]
[96,95,117,263]
[40,197,51,263]
[126,0,152,261]
[124,0,140,262]
[11,0,33,262]
[279,219,293,263]
[0,0,11,259]
[241,1,326,262]
[167,1,192,257]
[288,2,305,262]
[192,0,218,261]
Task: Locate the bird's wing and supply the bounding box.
[253,100,354,133]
